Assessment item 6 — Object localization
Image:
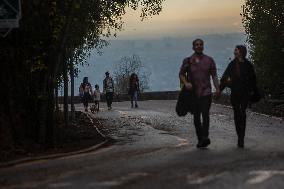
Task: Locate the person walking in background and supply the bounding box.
[79,77,93,112]
[93,84,101,112]
[103,71,114,110]
[128,73,140,108]
[179,38,220,148]
[220,45,259,148]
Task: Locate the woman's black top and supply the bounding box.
[220,58,257,96]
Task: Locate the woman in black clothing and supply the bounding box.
[220,45,259,148]
[128,73,140,108]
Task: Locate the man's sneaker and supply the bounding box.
[238,139,244,148]
[135,104,138,108]
[196,138,211,148]
[203,138,211,147]
[196,141,203,148]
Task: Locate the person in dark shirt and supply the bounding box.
[179,39,220,148]
[128,73,140,108]
[79,77,93,112]
[220,45,258,148]
[103,71,114,110]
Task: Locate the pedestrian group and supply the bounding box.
[79,71,140,112]
[179,38,260,149]
[79,38,260,149]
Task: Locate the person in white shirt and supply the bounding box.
[93,84,101,112]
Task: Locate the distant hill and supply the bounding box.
[75,33,246,92]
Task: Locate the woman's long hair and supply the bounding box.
[236,45,247,59]
[234,45,248,77]
[129,73,139,82]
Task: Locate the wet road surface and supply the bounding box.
[0,100,284,189]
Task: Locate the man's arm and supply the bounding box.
[111,78,115,93]
[210,59,220,97]
[89,84,93,95]
[212,75,220,96]
[179,58,193,90]
[103,79,106,93]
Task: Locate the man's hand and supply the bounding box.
[184,82,193,90]
[212,76,220,99]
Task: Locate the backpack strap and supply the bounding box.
[186,56,192,82]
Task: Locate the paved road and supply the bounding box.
[0,100,284,189]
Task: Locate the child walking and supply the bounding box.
[93,84,101,112]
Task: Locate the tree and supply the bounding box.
[0,0,164,148]
[242,0,284,98]
[113,54,151,94]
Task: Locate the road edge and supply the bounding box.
[0,111,109,169]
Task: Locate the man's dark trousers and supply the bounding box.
[106,92,113,108]
[193,95,212,142]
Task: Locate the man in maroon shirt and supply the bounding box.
[179,39,220,148]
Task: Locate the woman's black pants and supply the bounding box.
[231,93,249,140]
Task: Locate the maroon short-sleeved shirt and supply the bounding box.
[179,53,217,97]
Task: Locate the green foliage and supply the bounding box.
[242,0,284,98]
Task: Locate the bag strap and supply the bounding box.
[186,57,192,82]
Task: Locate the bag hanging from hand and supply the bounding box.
[176,87,195,116]
[176,57,196,116]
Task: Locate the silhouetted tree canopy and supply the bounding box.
[0,0,164,148]
[242,0,284,98]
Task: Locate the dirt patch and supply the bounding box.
[0,112,107,163]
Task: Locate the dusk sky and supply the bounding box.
[117,0,245,39]
[81,0,248,91]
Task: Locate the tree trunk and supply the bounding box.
[63,60,69,127]
[55,82,59,112]
[45,75,55,146]
[70,62,75,122]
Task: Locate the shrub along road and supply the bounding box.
[0,100,283,189]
